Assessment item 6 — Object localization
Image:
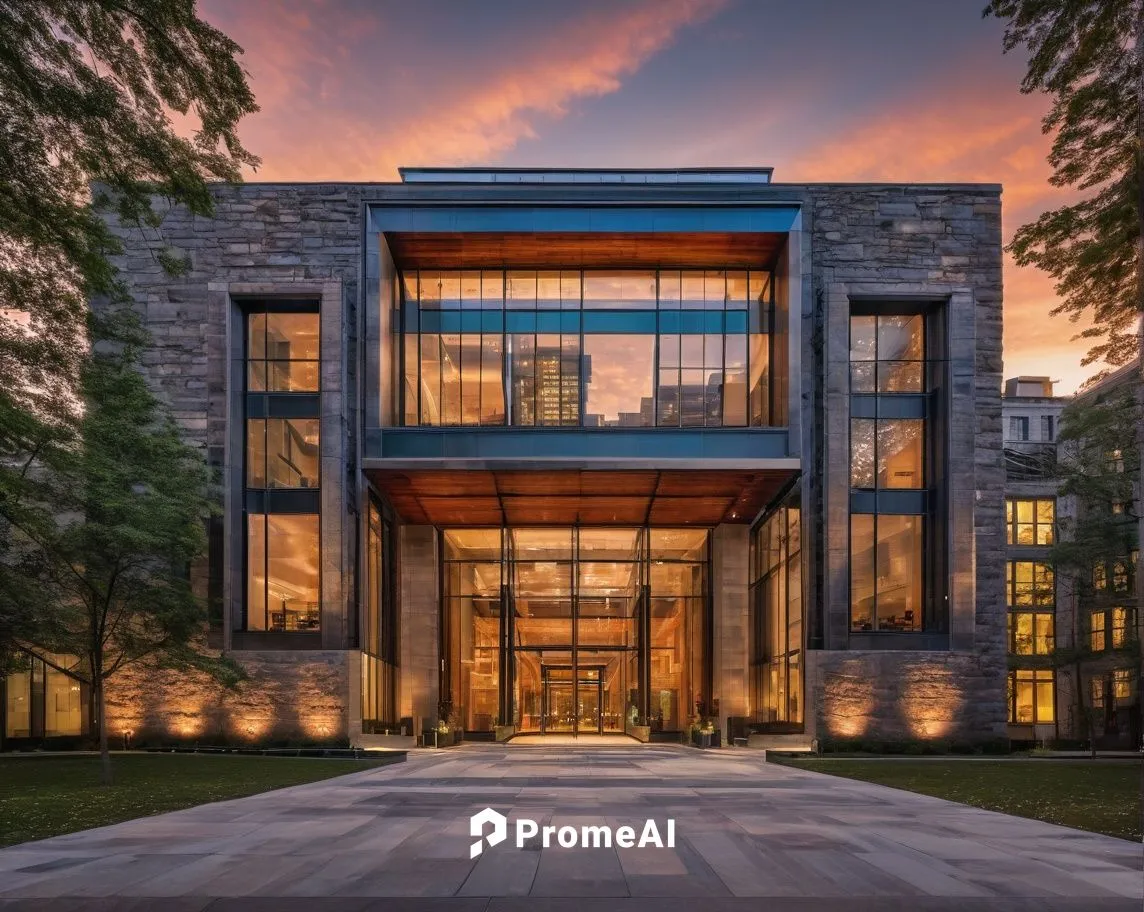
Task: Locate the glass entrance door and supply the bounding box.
[442,526,710,737]
[541,665,602,734]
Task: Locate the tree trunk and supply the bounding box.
[96,674,112,786]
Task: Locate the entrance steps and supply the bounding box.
[746,732,815,753]
[354,733,416,750]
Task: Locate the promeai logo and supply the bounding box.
[467,807,675,856]
[470,807,508,858]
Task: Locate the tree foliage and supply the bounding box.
[0,0,256,661]
[985,0,1142,367]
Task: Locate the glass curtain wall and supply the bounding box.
[749,493,803,728]
[401,269,775,428]
[441,526,709,736]
[848,312,930,633]
[362,499,398,730]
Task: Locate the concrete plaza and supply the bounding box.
[0,744,1139,911]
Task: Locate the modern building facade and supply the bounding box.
[3,167,1009,750]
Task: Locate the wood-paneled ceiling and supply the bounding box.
[366,469,795,526]
[384,232,785,269]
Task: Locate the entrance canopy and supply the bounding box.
[366,468,795,525]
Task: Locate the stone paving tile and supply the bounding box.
[0,743,1139,910]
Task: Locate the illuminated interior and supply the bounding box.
[442,526,708,735]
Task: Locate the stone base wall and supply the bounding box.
[105,650,352,744]
[807,650,1008,746]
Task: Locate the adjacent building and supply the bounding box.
[2,167,1009,750]
[1002,366,1142,749]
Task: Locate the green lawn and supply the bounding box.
[0,752,399,847]
[776,758,1142,841]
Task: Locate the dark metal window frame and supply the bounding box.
[398,268,776,430]
[239,298,323,634]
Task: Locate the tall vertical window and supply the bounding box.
[243,302,321,633]
[848,307,932,633]
[362,500,397,729]
[1009,416,1029,441]
[1006,498,1055,545]
[1040,415,1055,441]
[398,268,774,428]
[1006,561,1054,655]
[749,494,803,727]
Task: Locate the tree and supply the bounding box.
[3,322,241,782]
[985,0,1141,368]
[1049,386,1141,753]
[0,0,259,660]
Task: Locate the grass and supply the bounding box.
[775,758,1142,841]
[0,752,399,847]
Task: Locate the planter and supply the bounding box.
[495,725,516,742]
[628,725,651,743]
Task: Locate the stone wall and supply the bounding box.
[807,184,1007,744]
[104,650,352,744]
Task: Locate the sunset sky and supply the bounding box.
[199,0,1099,393]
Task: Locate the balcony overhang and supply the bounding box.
[365,466,798,526]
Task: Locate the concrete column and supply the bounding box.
[400,525,439,730]
[712,524,750,734]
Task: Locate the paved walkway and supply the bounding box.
[0,744,1140,911]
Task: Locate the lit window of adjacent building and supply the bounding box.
[399,268,774,429]
[1006,498,1055,545]
[243,302,321,633]
[1006,561,1055,656]
[362,498,397,729]
[1091,610,1106,652]
[1113,669,1136,704]
[1092,606,1137,652]
[1008,669,1054,723]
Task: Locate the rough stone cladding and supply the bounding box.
[102,183,362,454]
[807,185,1007,745]
[105,651,351,744]
[101,184,364,739]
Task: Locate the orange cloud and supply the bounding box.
[779,66,1096,394]
[213,0,727,182]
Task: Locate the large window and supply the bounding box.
[244,302,321,633]
[246,513,320,631]
[849,314,924,393]
[1006,561,1055,655]
[247,312,319,392]
[246,418,319,488]
[362,500,397,730]
[1092,607,1137,652]
[1008,669,1054,723]
[1006,498,1055,545]
[850,514,924,632]
[848,307,933,634]
[3,652,85,740]
[441,526,708,736]
[850,418,924,489]
[749,495,803,727]
[399,268,775,428]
